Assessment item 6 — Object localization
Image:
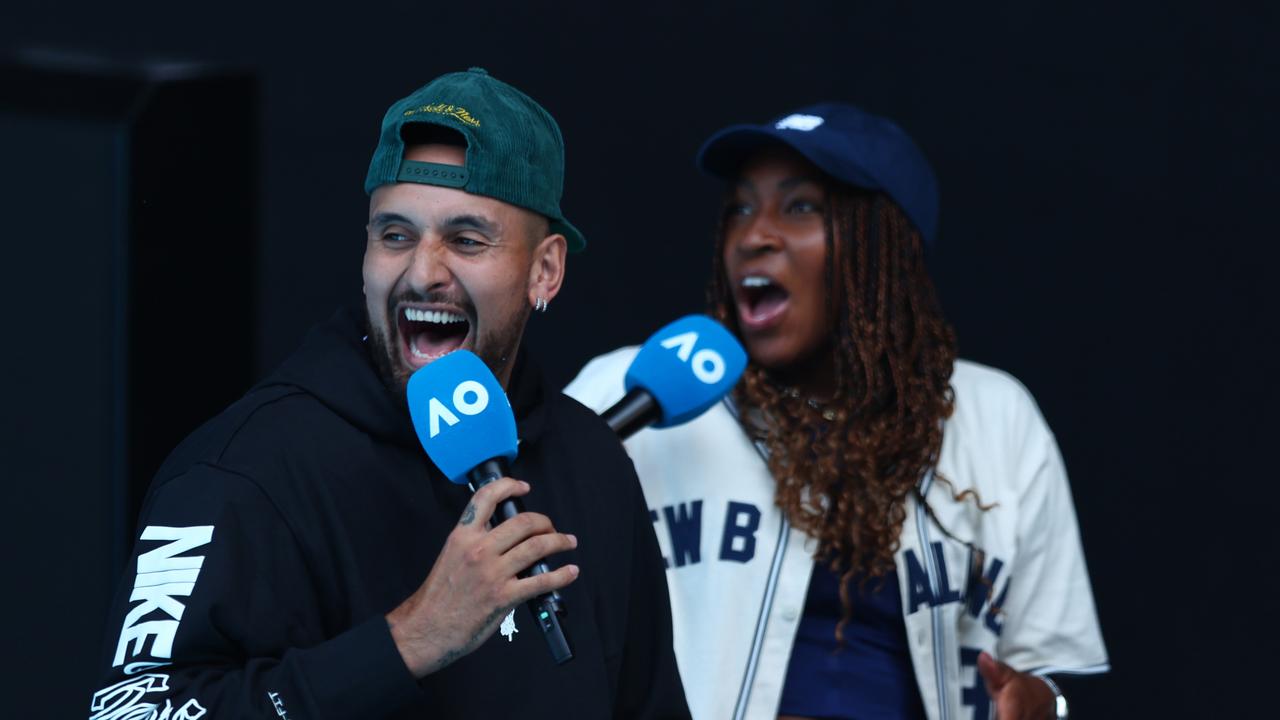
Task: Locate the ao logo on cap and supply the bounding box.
[775,114,825,132]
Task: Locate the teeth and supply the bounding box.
[403,308,466,324]
[742,276,772,288]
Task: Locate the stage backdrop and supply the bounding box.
[3,1,1275,717]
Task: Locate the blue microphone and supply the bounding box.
[407,350,517,484]
[603,315,748,439]
[406,350,573,665]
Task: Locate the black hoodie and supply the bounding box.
[90,307,690,719]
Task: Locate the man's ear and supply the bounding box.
[527,231,567,310]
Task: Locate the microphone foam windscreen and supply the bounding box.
[624,315,748,428]
[406,350,517,484]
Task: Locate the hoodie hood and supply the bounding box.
[261,306,550,450]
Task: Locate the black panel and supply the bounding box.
[0,57,256,719]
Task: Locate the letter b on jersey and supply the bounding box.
[719,501,761,563]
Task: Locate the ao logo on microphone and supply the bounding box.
[425,380,490,438]
[660,331,726,384]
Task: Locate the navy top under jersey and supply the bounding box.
[777,563,926,719]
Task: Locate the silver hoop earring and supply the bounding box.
[535,296,548,313]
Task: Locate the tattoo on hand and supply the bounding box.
[471,605,512,647]
[424,646,465,675]
[423,605,512,675]
[459,502,476,526]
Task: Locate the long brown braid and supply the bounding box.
[710,184,960,643]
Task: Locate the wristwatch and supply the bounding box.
[1037,674,1068,719]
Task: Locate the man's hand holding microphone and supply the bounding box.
[387,316,746,676]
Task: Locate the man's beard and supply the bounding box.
[364,290,526,400]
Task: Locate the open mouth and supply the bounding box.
[396,305,472,367]
[738,274,790,329]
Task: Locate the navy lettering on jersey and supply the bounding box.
[960,646,992,719]
[931,542,962,605]
[903,549,936,613]
[965,555,1005,618]
[662,501,703,567]
[718,501,761,563]
[648,509,670,569]
[985,578,1011,635]
[904,542,1013,630]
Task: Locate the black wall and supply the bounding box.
[3,1,1275,717]
[0,61,258,718]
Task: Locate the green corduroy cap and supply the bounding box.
[364,67,585,253]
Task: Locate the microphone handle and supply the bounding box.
[468,458,573,665]
[602,387,663,439]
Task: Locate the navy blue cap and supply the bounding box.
[696,102,939,247]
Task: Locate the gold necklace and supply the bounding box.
[783,386,838,421]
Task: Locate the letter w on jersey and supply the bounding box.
[113,526,214,673]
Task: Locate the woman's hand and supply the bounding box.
[977,651,1056,719]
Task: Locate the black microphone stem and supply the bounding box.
[468,458,573,665]
[604,387,662,439]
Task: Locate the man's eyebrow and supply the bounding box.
[369,211,502,237]
[369,212,417,229]
[441,214,501,236]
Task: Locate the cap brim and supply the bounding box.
[696,125,788,179]
[550,217,586,253]
[695,124,878,190]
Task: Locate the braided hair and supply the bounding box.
[710,182,961,643]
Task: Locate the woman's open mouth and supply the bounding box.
[737,274,790,330]
[396,305,472,368]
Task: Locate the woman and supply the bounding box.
[567,103,1107,720]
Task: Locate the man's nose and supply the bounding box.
[405,238,453,292]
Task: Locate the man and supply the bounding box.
[90,68,688,719]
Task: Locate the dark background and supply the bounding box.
[3,1,1275,717]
